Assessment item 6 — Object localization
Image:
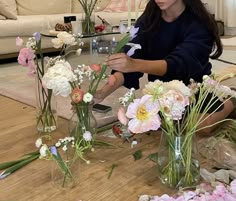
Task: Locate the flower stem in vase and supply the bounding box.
[35,73,57,133]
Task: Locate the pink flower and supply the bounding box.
[71,88,84,103]
[108,74,116,86]
[159,90,188,120]
[90,64,101,73]
[126,95,161,133]
[17,47,35,67]
[27,60,36,77]
[16,36,24,46]
[117,107,129,126]
[230,179,236,194]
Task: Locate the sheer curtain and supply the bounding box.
[215,0,236,27]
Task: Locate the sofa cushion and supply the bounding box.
[71,0,110,13]
[0,0,17,19]
[16,0,71,15]
[0,14,6,19]
[103,0,141,12]
[0,13,82,37]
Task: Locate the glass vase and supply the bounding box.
[82,11,95,34]
[157,131,200,188]
[51,150,80,189]
[69,103,97,143]
[35,73,57,133]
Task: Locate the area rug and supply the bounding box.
[0,50,236,127]
[221,37,236,47]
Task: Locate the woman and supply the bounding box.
[95,0,236,135]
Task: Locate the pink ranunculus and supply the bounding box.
[108,74,116,86]
[16,36,24,46]
[117,107,129,126]
[71,88,84,103]
[90,64,101,73]
[17,47,35,67]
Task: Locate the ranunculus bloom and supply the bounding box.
[126,95,161,133]
[52,31,76,48]
[90,64,101,73]
[71,88,84,103]
[117,107,129,126]
[108,74,116,86]
[83,92,93,103]
[17,47,35,67]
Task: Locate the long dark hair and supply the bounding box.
[139,0,222,59]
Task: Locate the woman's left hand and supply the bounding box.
[105,53,135,73]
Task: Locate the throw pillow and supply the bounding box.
[0,0,17,19]
[0,14,6,20]
[16,0,71,15]
[103,0,141,12]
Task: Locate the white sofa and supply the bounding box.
[0,0,146,59]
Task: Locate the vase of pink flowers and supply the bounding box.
[118,75,236,188]
[16,33,57,133]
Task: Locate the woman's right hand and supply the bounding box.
[93,89,105,104]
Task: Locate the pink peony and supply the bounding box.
[17,47,35,67]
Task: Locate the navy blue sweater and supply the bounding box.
[120,8,214,89]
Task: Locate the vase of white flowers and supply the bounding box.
[50,143,80,189]
[69,102,97,145]
[35,71,57,133]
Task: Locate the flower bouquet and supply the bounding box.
[118,75,236,188]
[17,33,58,132]
[36,135,93,188]
[42,25,140,144]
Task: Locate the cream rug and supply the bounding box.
[221,37,236,47]
[0,50,236,127]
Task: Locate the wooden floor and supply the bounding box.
[0,95,175,201]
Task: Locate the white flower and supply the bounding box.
[42,60,76,97]
[76,48,82,56]
[163,80,191,97]
[126,43,142,56]
[35,138,42,148]
[55,142,61,147]
[138,195,150,201]
[62,145,67,152]
[83,131,92,141]
[39,144,48,157]
[52,32,77,48]
[83,92,93,103]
